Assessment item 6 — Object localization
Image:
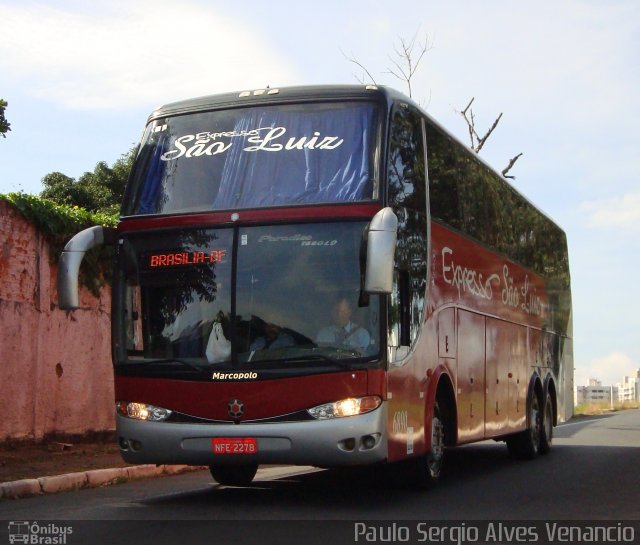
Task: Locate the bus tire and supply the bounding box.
[209,464,258,486]
[506,391,542,460]
[414,400,445,488]
[539,392,554,455]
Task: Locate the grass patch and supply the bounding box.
[574,401,640,416]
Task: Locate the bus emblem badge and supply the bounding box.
[228,399,245,419]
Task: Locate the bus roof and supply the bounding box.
[147,84,403,121]
[145,84,564,236]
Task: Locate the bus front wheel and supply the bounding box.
[414,401,445,487]
[209,464,258,486]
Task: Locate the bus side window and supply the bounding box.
[386,104,428,359]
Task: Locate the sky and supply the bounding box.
[1,0,639,387]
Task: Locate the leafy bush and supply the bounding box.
[40,148,135,214]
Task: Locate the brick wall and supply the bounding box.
[0,200,114,441]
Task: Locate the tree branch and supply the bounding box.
[458,97,478,149]
[476,112,502,153]
[502,153,523,179]
[457,98,503,154]
[340,48,377,85]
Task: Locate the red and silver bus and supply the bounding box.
[58,85,572,487]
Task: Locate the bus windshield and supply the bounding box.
[115,221,381,374]
[124,101,379,216]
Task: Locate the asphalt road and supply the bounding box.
[1,410,638,544]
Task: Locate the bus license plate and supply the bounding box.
[212,438,258,455]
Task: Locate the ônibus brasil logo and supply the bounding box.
[8,522,73,544]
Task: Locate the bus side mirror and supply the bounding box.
[364,207,398,294]
[57,226,116,310]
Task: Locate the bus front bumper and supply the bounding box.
[116,405,388,467]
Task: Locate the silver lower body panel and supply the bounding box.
[117,404,388,467]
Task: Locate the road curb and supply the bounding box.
[0,464,207,500]
[0,465,320,500]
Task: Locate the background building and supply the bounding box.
[574,370,640,406]
[617,370,640,403]
[575,378,617,406]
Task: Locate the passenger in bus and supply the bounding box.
[250,321,296,351]
[316,297,370,352]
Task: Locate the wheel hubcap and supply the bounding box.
[545,402,553,441]
[530,399,541,447]
[428,415,445,475]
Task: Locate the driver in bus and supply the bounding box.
[316,297,370,353]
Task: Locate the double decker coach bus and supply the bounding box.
[58,85,572,487]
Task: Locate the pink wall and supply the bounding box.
[0,200,115,441]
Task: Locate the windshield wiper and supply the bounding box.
[277,354,353,370]
[125,358,205,372]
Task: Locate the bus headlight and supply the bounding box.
[117,401,172,422]
[307,396,381,420]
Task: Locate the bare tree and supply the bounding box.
[384,32,432,99]
[343,32,522,178]
[342,30,432,101]
[457,97,522,179]
[341,48,378,87]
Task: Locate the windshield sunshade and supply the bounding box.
[125,102,379,216]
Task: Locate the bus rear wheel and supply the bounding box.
[506,392,542,460]
[539,392,554,455]
[209,464,258,486]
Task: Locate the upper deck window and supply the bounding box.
[124,101,380,216]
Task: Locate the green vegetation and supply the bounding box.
[0,146,136,296]
[2,192,117,237]
[0,192,117,296]
[40,147,135,215]
[0,99,10,138]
